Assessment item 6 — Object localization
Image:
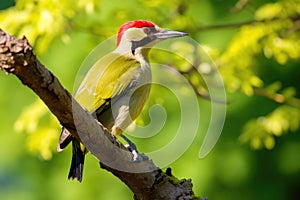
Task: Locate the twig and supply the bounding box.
[197,15,300,31]
[255,88,300,108]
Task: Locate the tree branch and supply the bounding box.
[254,88,300,109]
[0,30,204,200]
[197,15,300,31]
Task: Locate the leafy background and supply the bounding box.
[0,0,300,199]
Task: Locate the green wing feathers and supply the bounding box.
[75,53,140,113]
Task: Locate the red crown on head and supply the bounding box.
[117,20,156,46]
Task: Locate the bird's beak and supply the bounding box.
[154,30,188,39]
[130,29,188,54]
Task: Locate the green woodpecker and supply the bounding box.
[58,20,187,182]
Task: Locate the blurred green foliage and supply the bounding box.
[14,100,59,160]
[1,0,300,199]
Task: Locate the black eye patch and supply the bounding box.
[131,27,158,54]
[142,27,157,34]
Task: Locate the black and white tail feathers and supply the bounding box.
[58,128,85,182]
[68,140,85,182]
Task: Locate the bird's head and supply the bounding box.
[115,20,187,55]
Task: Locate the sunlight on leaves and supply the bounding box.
[14,100,49,133]
[240,105,300,150]
[218,0,300,96]
[0,0,96,53]
[27,127,58,160]
[14,99,60,160]
[255,2,283,20]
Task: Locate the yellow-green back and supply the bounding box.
[75,53,140,113]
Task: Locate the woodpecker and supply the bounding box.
[58,20,187,182]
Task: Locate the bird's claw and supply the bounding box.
[122,135,148,162]
[124,144,143,161]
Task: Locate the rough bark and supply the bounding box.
[0,29,204,200]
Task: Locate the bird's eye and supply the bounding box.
[142,27,151,34]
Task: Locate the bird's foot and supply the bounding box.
[121,135,146,161]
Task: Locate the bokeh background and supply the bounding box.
[1,0,300,199]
